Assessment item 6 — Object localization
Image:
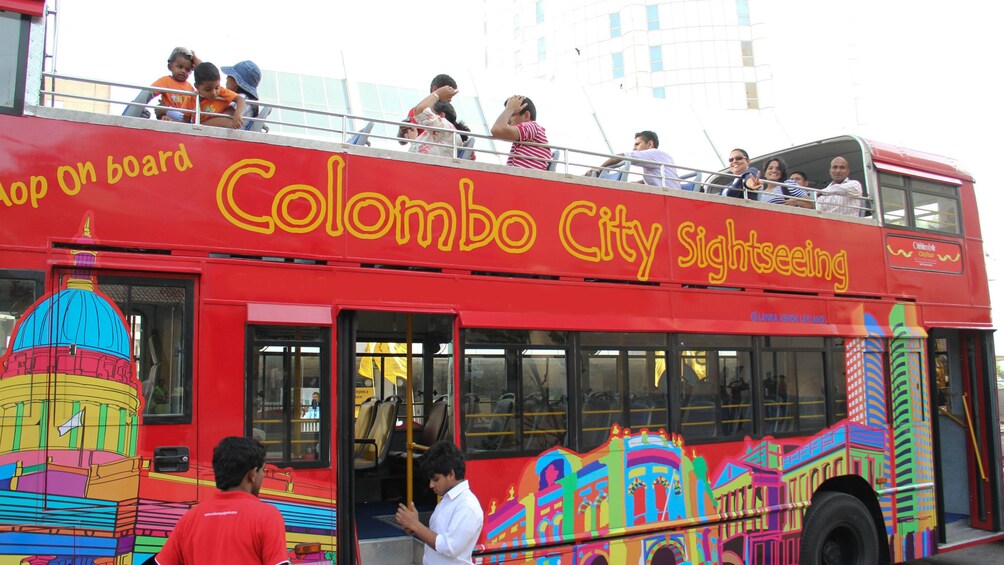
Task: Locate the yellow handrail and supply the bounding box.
[962,393,987,482]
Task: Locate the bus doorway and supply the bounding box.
[931,330,1003,545]
[336,310,455,565]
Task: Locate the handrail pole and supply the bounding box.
[406,315,415,504]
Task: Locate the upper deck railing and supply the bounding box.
[36,72,875,218]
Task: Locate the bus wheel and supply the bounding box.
[799,492,879,565]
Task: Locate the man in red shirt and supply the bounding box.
[156,437,289,565]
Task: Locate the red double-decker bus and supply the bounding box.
[1,5,1001,565]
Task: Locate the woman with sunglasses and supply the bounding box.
[721,148,760,199]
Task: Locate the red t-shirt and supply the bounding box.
[156,491,289,565]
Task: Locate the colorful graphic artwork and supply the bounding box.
[0,218,336,564]
[479,303,935,564]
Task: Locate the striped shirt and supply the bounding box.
[760,180,808,204]
[506,121,550,170]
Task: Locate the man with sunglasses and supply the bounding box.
[157,436,290,565]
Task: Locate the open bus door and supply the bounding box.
[930,329,1003,543]
[336,310,454,565]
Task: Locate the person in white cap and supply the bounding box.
[221,60,262,128]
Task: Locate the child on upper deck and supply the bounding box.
[190,62,246,129]
[152,47,199,121]
[221,60,262,129]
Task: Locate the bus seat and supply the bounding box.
[680,171,703,191]
[626,394,653,429]
[122,90,154,118]
[581,391,615,448]
[681,400,717,440]
[141,335,162,413]
[547,149,561,172]
[354,395,400,470]
[599,160,630,181]
[348,121,374,146]
[457,136,476,160]
[390,395,449,463]
[246,105,272,133]
[353,396,378,457]
[478,393,515,450]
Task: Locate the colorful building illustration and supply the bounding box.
[482,305,935,564]
[0,219,336,564]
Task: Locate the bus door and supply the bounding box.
[931,330,1002,537]
[336,310,455,565]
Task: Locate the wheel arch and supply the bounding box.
[812,475,891,564]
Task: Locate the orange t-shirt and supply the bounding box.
[196,86,239,123]
[151,76,196,111]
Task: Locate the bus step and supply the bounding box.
[358,536,422,565]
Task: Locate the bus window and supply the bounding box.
[464,347,513,452]
[248,325,329,468]
[879,172,961,234]
[832,338,849,420]
[1,11,29,115]
[463,330,570,455]
[678,334,753,443]
[521,348,567,451]
[0,274,42,357]
[98,276,193,422]
[761,337,826,436]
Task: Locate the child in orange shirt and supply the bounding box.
[152,47,198,121]
[191,62,246,128]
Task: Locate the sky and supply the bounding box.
[51,0,1004,350]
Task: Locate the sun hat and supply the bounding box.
[221,60,261,99]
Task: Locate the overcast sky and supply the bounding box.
[52,0,1003,350]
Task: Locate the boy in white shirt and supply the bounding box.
[396,441,484,565]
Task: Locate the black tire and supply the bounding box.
[800,492,880,565]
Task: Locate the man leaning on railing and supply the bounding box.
[586,130,681,190]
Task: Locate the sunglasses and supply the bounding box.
[728,156,746,163]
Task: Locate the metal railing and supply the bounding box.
[37,72,874,218]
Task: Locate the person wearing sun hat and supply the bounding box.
[221,60,262,127]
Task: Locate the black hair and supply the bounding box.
[420,440,466,480]
[433,100,471,143]
[730,148,750,159]
[764,157,788,181]
[790,170,808,180]
[504,96,537,121]
[213,436,266,490]
[430,74,458,90]
[635,130,659,148]
[194,62,220,86]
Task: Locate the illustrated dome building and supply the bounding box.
[0,221,141,498]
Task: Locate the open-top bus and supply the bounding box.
[1,4,1001,564]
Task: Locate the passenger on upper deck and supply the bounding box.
[491,95,551,170]
[720,148,759,199]
[816,156,864,216]
[788,170,813,189]
[190,62,246,129]
[221,61,262,127]
[398,74,458,145]
[755,157,813,208]
[408,85,469,158]
[151,47,199,122]
[586,130,681,190]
